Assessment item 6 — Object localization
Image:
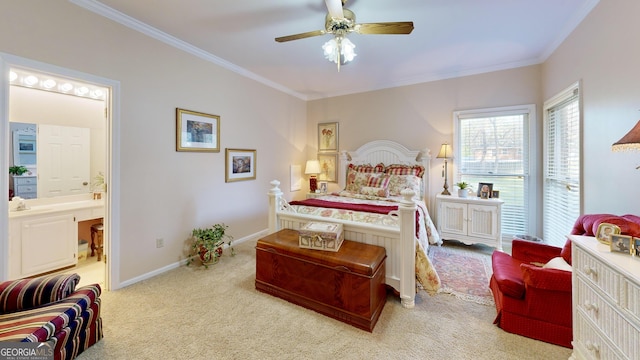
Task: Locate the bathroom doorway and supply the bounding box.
[0,53,120,290]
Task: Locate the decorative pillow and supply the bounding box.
[543,257,572,272]
[348,163,385,173]
[385,164,425,178]
[367,174,390,188]
[345,170,373,193]
[387,174,422,199]
[359,185,389,198]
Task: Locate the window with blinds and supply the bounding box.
[543,83,581,247]
[454,105,534,238]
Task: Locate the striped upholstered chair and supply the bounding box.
[0,273,103,360]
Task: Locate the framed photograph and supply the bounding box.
[491,190,500,198]
[610,234,633,254]
[633,237,640,257]
[319,181,328,193]
[176,108,220,152]
[477,182,493,198]
[318,122,339,152]
[317,153,338,182]
[595,222,621,245]
[225,149,256,182]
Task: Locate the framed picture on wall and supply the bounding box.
[318,122,339,152]
[225,148,256,182]
[176,108,220,152]
[317,153,338,183]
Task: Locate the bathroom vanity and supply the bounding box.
[8,195,104,279]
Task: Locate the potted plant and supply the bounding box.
[9,165,28,176]
[187,223,234,268]
[455,181,471,198]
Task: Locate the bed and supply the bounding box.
[267,140,442,308]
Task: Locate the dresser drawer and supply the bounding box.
[575,277,639,357]
[14,176,36,185]
[16,184,36,193]
[574,246,622,304]
[623,277,640,325]
[574,313,625,360]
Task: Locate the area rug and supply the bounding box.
[429,244,495,306]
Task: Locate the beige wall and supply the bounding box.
[308,66,543,212]
[542,0,640,215]
[0,0,307,284]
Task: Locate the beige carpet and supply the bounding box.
[78,239,572,360]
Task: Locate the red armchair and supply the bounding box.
[489,213,640,348]
[490,239,573,347]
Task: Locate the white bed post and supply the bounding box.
[268,180,283,234]
[398,189,417,308]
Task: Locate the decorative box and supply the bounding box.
[299,221,344,252]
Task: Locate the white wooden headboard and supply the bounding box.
[338,140,431,200]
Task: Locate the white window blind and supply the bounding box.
[454,105,533,238]
[543,84,581,247]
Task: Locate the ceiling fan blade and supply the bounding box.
[355,22,414,35]
[275,29,327,42]
[324,0,344,19]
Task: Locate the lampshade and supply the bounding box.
[322,36,356,71]
[436,144,453,159]
[612,120,640,151]
[305,160,321,175]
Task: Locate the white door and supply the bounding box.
[38,125,91,197]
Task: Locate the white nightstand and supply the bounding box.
[436,193,504,250]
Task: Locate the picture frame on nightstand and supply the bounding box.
[477,182,493,198]
[633,237,640,257]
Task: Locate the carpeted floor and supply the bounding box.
[429,242,494,306]
[78,239,572,360]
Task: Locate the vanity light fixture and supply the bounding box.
[24,75,38,86]
[42,79,57,89]
[9,68,107,101]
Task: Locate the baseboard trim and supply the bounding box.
[116,229,269,289]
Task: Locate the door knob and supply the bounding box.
[83,181,88,186]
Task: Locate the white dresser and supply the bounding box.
[570,235,640,359]
[436,194,503,251]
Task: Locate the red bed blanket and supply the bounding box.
[289,199,398,214]
[288,198,420,236]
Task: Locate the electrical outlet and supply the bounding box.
[156,238,164,248]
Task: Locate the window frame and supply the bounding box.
[453,104,537,238]
[542,81,582,246]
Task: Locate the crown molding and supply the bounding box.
[69,0,307,100]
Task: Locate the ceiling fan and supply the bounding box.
[275,0,414,71]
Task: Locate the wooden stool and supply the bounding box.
[91,223,104,261]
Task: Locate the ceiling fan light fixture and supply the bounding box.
[322,36,356,71]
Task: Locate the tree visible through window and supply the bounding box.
[454,105,534,238]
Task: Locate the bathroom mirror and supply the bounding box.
[8,78,106,199]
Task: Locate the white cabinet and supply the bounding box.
[436,194,503,250]
[569,235,640,360]
[13,175,37,199]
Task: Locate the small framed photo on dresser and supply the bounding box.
[610,234,633,254]
[633,237,640,257]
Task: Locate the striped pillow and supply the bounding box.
[385,164,425,178]
[0,273,80,314]
[348,163,385,173]
[367,174,390,188]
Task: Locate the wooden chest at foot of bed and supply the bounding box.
[255,229,387,332]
